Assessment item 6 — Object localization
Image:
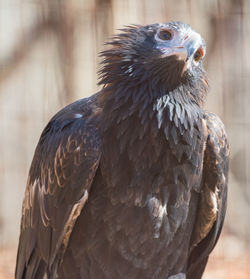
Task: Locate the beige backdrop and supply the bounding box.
[0,0,249,278]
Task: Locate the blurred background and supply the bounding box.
[0,0,249,278]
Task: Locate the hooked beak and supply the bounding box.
[183,32,204,61]
[159,31,204,68]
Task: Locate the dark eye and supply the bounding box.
[158,29,172,40]
[194,48,204,62]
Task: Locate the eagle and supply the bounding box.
[15,21,229,279]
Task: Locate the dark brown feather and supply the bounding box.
[15,96,102,278]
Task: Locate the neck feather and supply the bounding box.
[100,79,207,164]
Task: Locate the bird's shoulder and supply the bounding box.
[44,92,101,135]
[33,92,102,163]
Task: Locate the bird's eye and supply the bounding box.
[194,48,204,62]
[158,29,173,40]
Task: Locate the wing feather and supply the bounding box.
[187,112,229,278]
[15,97,101,279]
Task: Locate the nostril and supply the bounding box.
[184,35,189,40]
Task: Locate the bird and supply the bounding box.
[15,21,229,279]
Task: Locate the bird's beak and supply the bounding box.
[160,31,203,67]
[182,32,203,61]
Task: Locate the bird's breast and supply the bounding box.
[69,118,205,278]
[100,123,204,237]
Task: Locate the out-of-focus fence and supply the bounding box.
[0,0,250,278]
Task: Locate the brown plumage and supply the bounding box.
[15,21,229,279]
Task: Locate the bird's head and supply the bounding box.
[99,21,208,102]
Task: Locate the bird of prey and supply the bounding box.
[15,21,229,279]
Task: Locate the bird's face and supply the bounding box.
[154,22,206,73]
[100,21,207,93]
[132,22,206,87]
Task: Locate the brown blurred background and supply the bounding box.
[0,0,250,278]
